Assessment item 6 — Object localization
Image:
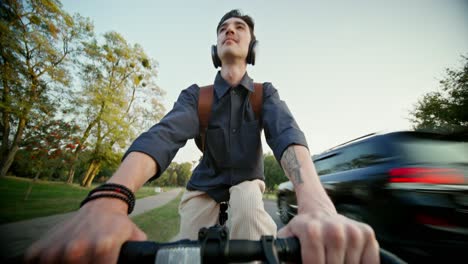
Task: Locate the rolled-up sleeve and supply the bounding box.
[262,82,308,163]
[123,84,200,180]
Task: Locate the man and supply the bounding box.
[26,9,379,263]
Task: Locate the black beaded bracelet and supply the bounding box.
[88,183,135,202]
[80,193,135,214]
[80,183,136,214]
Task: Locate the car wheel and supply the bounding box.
[336,204,367,223]
[278,197,292,224]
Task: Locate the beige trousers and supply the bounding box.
[176,179,277,240]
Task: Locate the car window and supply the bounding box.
[397,139,468,164]
[314,141,386,175]
[343,143,386,169]
[314,153,347,175]
[314,155,338,175]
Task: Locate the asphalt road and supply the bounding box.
[263,199,285,230]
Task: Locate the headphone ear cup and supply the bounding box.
[211,45,221,68]
[247,40,258,65]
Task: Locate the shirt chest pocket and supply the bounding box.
[206,120,261,169]
[231,120,261,168]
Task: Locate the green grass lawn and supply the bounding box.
[0,176,161,224]
[132,193,182,242]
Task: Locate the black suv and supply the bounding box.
[277,131,468,262]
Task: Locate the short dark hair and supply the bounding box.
[216,9,256,41]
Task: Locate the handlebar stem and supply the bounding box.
[199,225,230,263]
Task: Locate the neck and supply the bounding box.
[220,62,247,87]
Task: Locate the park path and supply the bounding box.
[0,188,182,259]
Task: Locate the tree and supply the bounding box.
[174,162,192,186]
[263,153,287,192]
[157,163,177,186]
[0,0,92,176]
[149,161,193,187]
[12,116,81,180]
[76,31,165,187]
[410,55,468,136]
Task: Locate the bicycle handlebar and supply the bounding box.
[117,237,407,264]
[3,236,406,264]
[5,223,405,264]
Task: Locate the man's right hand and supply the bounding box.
[24,198,147,264]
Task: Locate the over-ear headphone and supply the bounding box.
[211,40,258,68]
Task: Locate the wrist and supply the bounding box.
[81,196,129,214]
[298,204,337,218]
[80,183,136,214]
[296,186,337,216]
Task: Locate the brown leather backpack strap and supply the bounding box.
[196,85,214,152]
[250,82,264,122]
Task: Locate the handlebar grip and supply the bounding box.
[226,241,264,262]
[276,237,302,263]
[225,238,301,263]
[118,241,159,264]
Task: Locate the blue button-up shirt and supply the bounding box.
[124,72,308,202]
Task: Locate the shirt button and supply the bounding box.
[232,128,237,133]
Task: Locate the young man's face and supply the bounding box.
[216,17,252,64]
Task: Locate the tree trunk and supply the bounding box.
[66,152,80,184]
[85,163,101,187]
[66,151,79,184]
[1,101,10,158]
[1,110,28,177]
[0,144,17,177]
[66,166,75,184]
[81,161,95,187]
[81,160,101,187]
[24,171,41,201]
[66,117,99,183]
[1,52,12,159]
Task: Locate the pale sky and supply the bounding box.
[62,0,468,163]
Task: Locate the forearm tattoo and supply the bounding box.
[281,147,303,185]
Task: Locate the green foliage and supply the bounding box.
[0,0,93,176]
[86,151,122,183]
[0,0,166,182]
[10,114,84,181]
[76,31,165,186]
[151,162,193,187]
[410,55,468,135]
[263,153,287,192]
[174,162,192,186]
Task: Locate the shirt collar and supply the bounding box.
[214,71,254,99]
